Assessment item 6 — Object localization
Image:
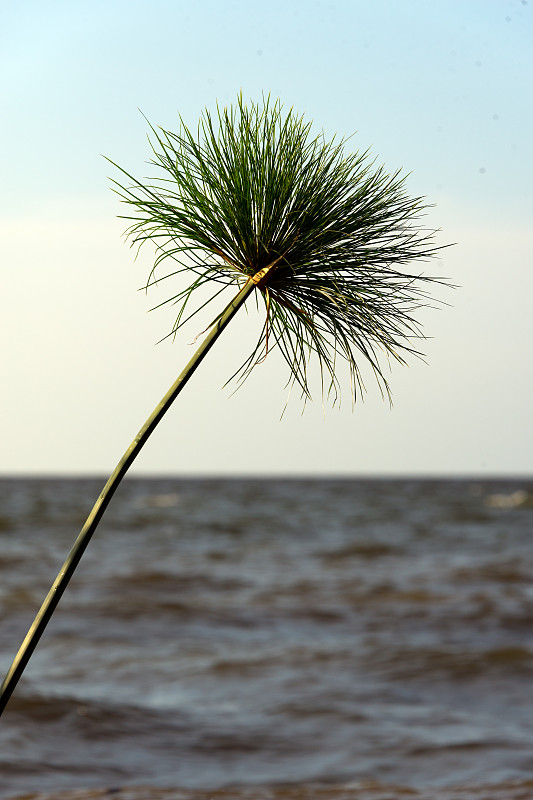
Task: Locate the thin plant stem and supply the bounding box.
[0,269,268,716]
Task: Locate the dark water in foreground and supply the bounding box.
[1,477,533,800]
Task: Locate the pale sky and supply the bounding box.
[1,0,532,476]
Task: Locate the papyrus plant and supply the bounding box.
[0,94,446,714]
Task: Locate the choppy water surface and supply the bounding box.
[1,477,533,800]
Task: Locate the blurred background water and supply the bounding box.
[1,477,533,799]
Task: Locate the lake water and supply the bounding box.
[1,477,533,800]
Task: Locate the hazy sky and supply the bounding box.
[2,0,532,476]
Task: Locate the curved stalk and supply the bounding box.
[0,270,266,716]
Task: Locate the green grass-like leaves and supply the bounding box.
[110,94,446,404]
